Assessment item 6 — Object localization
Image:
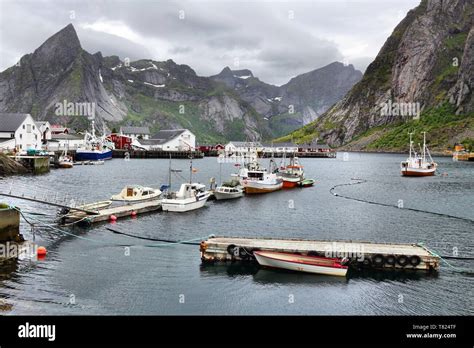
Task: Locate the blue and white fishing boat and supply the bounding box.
[75,120,114,162]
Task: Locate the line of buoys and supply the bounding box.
[329,179,474,224]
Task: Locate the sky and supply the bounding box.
[0,0,420,85]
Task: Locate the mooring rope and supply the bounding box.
[11,205,210,249]
[417,242,473,274]
[329,178,474,224]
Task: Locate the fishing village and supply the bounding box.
[1,111,472,282]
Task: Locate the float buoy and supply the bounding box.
[37,246,47,257]
[131,211,137,218]
[109,215,117,222]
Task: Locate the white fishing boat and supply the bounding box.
[161,154,210,212]
[276,155,305,188]
[161,183,210,212]
[111,185,161,202]
[254,251,348,277]
[235,159,283,194]
[214,185,244,200]
[401,132,437,176]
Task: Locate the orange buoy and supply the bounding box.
[109,215,117,222]
[37,246,47,257]
[131,211,137,217]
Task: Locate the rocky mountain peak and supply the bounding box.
[32,23,81,66]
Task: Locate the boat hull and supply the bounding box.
[214,191,244,200]
[58,162,73,169]
[161,194,210,212]
[281,180,300,188]
[254,251,348,277]
[401,168,436,176]
[241,180,283,194]
[75,149,112,161]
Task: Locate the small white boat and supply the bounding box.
[214,185,244,200]
[401,132,437,176]
[161,183,211,212]
[111,185,161,202]
[254,251,348,277]
[58,148,74,168]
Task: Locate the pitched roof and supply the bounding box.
[120,126,151,135]
[0,113,30,132]
[151,129,187,141]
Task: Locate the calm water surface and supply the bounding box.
[0,153,473,315]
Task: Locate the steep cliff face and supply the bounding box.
[282,0,473,149]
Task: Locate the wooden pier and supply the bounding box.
[62,200,162,225]
[200,237,440,271]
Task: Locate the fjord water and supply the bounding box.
[0,153,472,315]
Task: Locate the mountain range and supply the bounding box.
[0,24,361,143]
[279,0,474,151]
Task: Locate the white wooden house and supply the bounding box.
[0,113,42,152]
[134,129,195,151]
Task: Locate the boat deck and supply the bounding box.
[200,236,439,271]
[63,200,162,224]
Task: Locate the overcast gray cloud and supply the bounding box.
[0,0,420,85]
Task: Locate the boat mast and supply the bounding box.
[422,131,426,163]
[409,132,413,159]
[189,150,193,184]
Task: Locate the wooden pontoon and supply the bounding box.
[200,236,440,271]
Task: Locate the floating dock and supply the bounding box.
[200,237,440,271]
[62,200,162,225]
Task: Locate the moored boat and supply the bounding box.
[111,185,161,202]
[75,120,114,162]
[58,146,74,168]
[254,251,348,277]
[214,185,244,200]
[160,154,210,212]
[299,178,315,187]
[277,156,304,188]
[401,132,437,176]
[161,183,210,212]
[235,159,283,194]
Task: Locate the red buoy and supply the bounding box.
[131,211,137,217]
[37,246,47,257]
[109,215,117,222]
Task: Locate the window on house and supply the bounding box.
[22,125,25,129]
[26,124,31,133]
[10,133,14,138]
[20,134,23,139]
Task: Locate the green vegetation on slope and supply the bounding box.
[363,103,473,151]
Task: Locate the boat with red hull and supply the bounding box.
[254,250,348,277]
